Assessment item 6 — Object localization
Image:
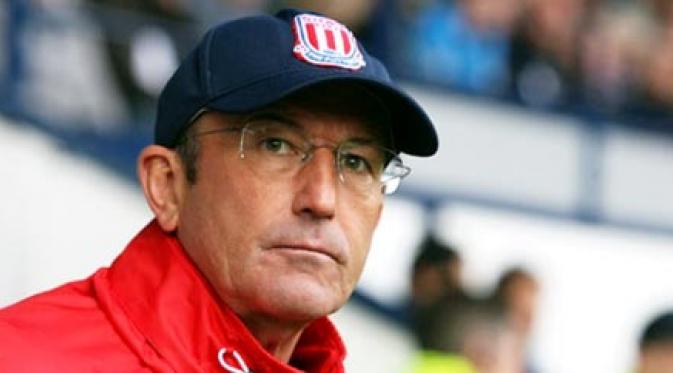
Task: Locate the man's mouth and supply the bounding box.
[270,243,343,264]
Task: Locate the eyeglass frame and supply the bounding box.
[183,109,412,195]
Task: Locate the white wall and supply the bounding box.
[0,119,150,306]
[602,126,673,225]
[403,87,584,213]
[403,86,673,231]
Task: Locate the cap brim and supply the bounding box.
[205,69,438,156]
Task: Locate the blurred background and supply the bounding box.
[1,0,673,372]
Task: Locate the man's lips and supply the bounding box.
[269,243,344,264]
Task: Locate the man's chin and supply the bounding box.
[257,277,347,322]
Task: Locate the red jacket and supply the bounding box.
[0,221,346,372]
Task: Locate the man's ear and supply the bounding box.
[137,145,186,232]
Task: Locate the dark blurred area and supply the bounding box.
[2,0,672,140]
[398,0,673,126]
[408,234,540,373]
[637,311,673,373]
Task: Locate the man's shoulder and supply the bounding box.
[0,269,146,371]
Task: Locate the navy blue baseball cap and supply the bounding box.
[155,9,438,156]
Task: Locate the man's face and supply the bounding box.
[639,341,673,373]
[175,88,386,323]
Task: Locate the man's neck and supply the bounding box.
[240,314,309,363]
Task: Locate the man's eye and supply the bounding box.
[340,154,372,174]
[260,137,294,154]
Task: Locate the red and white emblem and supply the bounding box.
[292,14,366,70]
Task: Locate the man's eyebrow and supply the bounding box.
[343,136,379,146]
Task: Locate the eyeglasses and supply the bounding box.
[193,115,411,195]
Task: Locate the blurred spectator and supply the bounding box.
[409,234,468,360]
[640,0,673,34]
[270,0,388,63]
[85,0,199,121]
[403,0,522,95]
[1,0,28,113]
[636,311,673,373]
[577,4,652,114]
[272,0,378,32]
[411,234,466,310]
[509,0,585,108]
[409,296,508,373]
[396,0,673,118]
[636,27,673,117]
[217,0,269,18]
[493,267,540,373]
[494,267,539,339]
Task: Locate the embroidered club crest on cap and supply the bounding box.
[292,14,366,70]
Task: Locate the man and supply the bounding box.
[636,311,673,373]
[493,267,540,373]
[0,8,437,372]
[408,296,507,373]
[410,234,468,367]
[494,267,539,345]
[411,234,466,311]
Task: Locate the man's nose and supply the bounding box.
[291,148,337,220]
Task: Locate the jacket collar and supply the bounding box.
[106,220,346,372]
